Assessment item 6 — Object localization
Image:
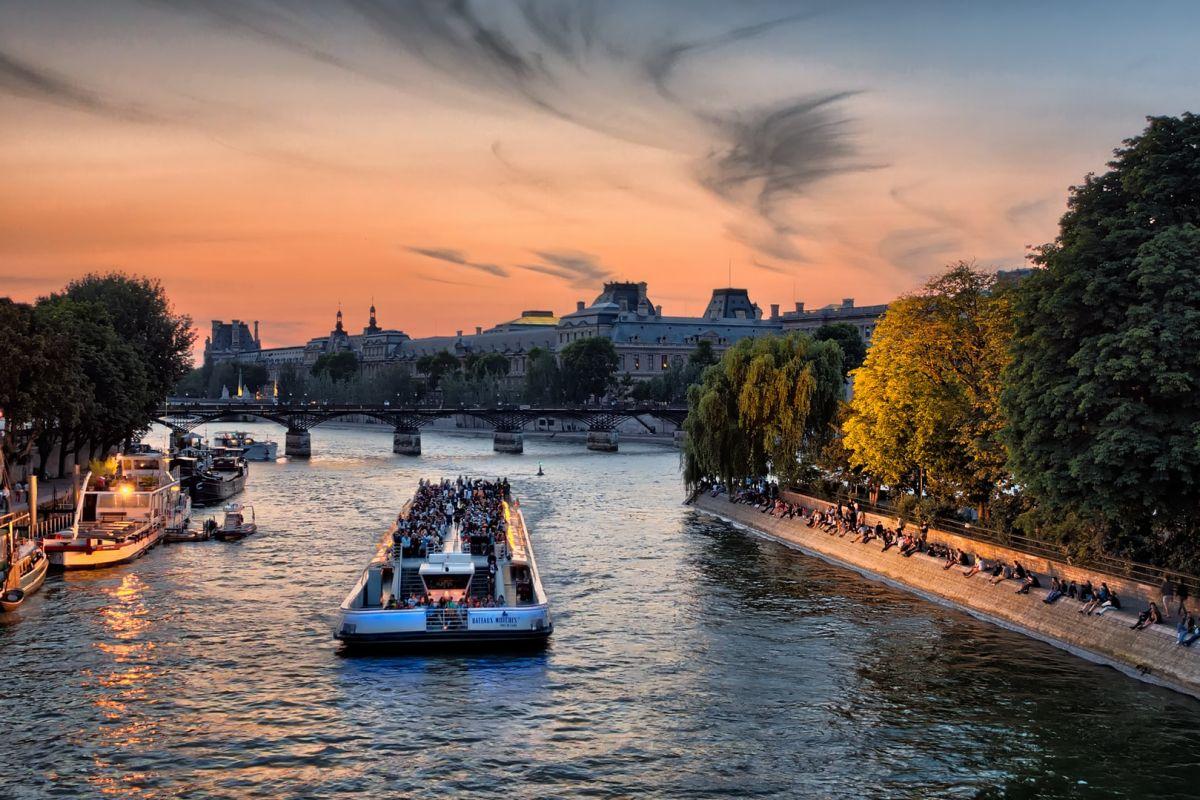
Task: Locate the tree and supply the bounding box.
[415,350,460,389]
[1002,113,1200,567]
[689,338,718,368]
[684,333,843,487]
[0,299,60,477]
[523,347,561,404]
[311,351,359,383]
[61,272,194,403]
[559,337,619,402]
[812,323,867,377]
[465,352,510,380]
[843,263,1013,514]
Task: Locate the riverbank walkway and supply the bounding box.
[690,490,1200,700]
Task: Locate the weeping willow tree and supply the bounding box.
[683,333,844,489]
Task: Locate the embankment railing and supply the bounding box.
[783,486,1200,599]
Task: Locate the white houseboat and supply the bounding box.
[42,451,180,570]
[335,478,552,649]
[213,431,278,461]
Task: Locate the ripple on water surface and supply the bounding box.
[2,424,1199,799]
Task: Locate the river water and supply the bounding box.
[3,424,1199,799]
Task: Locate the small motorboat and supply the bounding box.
[164,517,216,543]
[2,537,49,613]
[213,503,257,542]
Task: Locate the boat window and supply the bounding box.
[82,493,98,522]
[423,574,472,591]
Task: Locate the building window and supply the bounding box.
[634,355,641,371]
[661,354,669,370]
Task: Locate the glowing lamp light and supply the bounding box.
[118,483,134,496]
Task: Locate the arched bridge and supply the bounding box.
[155,401,689,457]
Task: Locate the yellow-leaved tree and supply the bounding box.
[843,263,1013,517]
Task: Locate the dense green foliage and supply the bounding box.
[1003,113,1200,568]
[464,352,510,380]
[684,333,843,488]
[0,273,194,479]
[523,347,562,404]
[630,340,718,403]
[311,351,359,383]
[415,350,461,389]
[812,323,866,377]
[844,263,1013,515]
[558,337,619,403]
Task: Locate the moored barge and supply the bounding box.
[41,451,180,570]
[335,477,552,649]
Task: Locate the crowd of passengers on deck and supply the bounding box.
[392,476,511,561]
[703,480,1200,648]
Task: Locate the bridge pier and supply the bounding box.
[586,430,619,452]
[493,431,524,454]
[285,430,311,459]
[673,430,687,448]
[393,430,422,456]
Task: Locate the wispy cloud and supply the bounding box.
[516,249,611,288]
[170,1,867,262]
[877,227,963,274]
[406,246,509,278]
[0,49,161,122]
[1005,196,1053,226]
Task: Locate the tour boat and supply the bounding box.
[41,451,179,570]
[213,503,257,541]
[191,447,248,506]
[1,536,49,612]
[335,478,552,649]
[213,431,278,461]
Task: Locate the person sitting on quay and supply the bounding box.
[1043,577,1065,604]
[1016,570,1042,595]
[1176,615,1200,647]
[963,556,985,579]
[1131,602,1163,630]
[1081,583,1111,615]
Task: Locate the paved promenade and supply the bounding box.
[692,493,1200,700]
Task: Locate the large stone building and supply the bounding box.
[213,282,889,384]
[203,319,261,365]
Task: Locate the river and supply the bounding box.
[2,424,1199,799]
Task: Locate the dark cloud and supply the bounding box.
[643,11,814,101]
[516,249,611,288]
[406,246,509,277]
[699,93,863,234]
[0,49,160,122]
[750,257,793,276]
[414,271,475,287]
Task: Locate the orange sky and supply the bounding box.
[2,1,1198,355]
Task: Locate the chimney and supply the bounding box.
[770,303,780,319]
[475,326,482,335]
[795,301,804,313]
[456,329,463,337]
[254,321,259,343]
[655,305,662,316]
[576,300,585,312]
[842,298,854,308]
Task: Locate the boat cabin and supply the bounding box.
[419,553,475,602]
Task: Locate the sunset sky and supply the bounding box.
[2,1,1198,352]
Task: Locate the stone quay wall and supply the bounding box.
[691,493,1200,701]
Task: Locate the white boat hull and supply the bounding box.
[335,604,552,647]
[43,529,162,570]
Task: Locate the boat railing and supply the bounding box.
[425,607,469,632]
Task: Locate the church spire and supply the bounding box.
[335,303,344,333]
